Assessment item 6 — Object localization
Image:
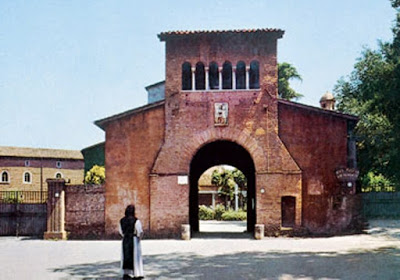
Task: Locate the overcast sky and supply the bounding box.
[0,1,396,150]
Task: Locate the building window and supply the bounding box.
[23,172,32,184]
[182,62,192,90]
[55,172,63,179]
[236,61,246,89]
[1,171,9,183]
[56,161,62,168]
[249,60,260,89]
[195,62,205,90]
[25,160,30,167]
[222,61,232,89]
[209,62,219,90]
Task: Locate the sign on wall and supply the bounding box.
[214,102,228,126]
[178,175,188,185]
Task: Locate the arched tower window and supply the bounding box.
[1,171,9,182]
[236,61,246,90]
[55,172,63,179]
[249,60,260,89]
[182,62,192,90]
[209,62,219,90]
[222,61,232,89]
[195,62,205,90]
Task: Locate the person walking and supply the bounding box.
[119,204,144,279]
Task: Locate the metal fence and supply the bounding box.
[0,191,48,204]
[363,192,400,218]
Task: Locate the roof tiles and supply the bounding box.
[158,28,284,40]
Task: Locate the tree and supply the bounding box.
[278,62,303,100]
[84,165,105,184]
[334,1,400,190]
[211,167,247,209]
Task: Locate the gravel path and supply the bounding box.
[1,219,400,280]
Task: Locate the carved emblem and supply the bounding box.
[214,102,228,126]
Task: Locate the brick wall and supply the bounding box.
[278,101,353,233]
[64,184,105,239]
[104,103,165,237]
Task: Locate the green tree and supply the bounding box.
[211,167,247,209]
[278,62,303,100]
[334,0,400,189]
[84,165,105,185]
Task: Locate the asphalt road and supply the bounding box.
[1,219,400,280]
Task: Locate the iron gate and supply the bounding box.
[0,191,47,236]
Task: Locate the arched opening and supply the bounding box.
[182,62,192,90]
[1,171,9,182]
[195,62,205,90]
[189,140,256,234]
[197,165,248,233]
[209,62,219,90]
[23,172,31,183]
[236,61,246,89]
[222,61,232,89]
[249,60,260,89]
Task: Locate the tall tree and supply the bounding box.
[278,62,303,100]
[211,167,247,208]
[334,1,400,189]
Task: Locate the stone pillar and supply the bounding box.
[232,67,236,90]
[246,66,250,90]
[218,67,223,90]
[181,224,190,240]
[205,67,209,90]
[255,224,264,240]
[44,179,67,240]
[191,67,196,90]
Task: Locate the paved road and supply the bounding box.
[1,220,400,280]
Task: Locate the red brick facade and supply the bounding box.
[96,29,360,238]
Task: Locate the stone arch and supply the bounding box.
[178,127,268,174]
[189,139,256,233]
[182,62,192,90]
[236,61,246,89]
[195,62,205,90]
[249,60,260,89]
[208,61,219,90]
[222,61,233,89]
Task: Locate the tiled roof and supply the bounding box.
[0,146,84,160]
[158,28,284,40]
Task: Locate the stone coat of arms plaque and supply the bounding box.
[214,102,228,126]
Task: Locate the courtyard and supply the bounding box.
[1,219,400,279]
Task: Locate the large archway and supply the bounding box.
[189,140,256,233]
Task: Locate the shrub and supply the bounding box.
[221,209,247,221]
[361,171,395,192]
[1,194,23,204]
[199,205,214,220]
[214,204,225,220]
[85,165,105,185]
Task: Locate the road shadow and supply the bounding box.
[51,260,121,280]
[192,231,253,239]
[51,247,400,280]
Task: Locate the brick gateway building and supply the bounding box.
[95,29,360,238]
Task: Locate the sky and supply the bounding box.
[0,0,397,151]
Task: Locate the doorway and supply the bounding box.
[189,140,256,233]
